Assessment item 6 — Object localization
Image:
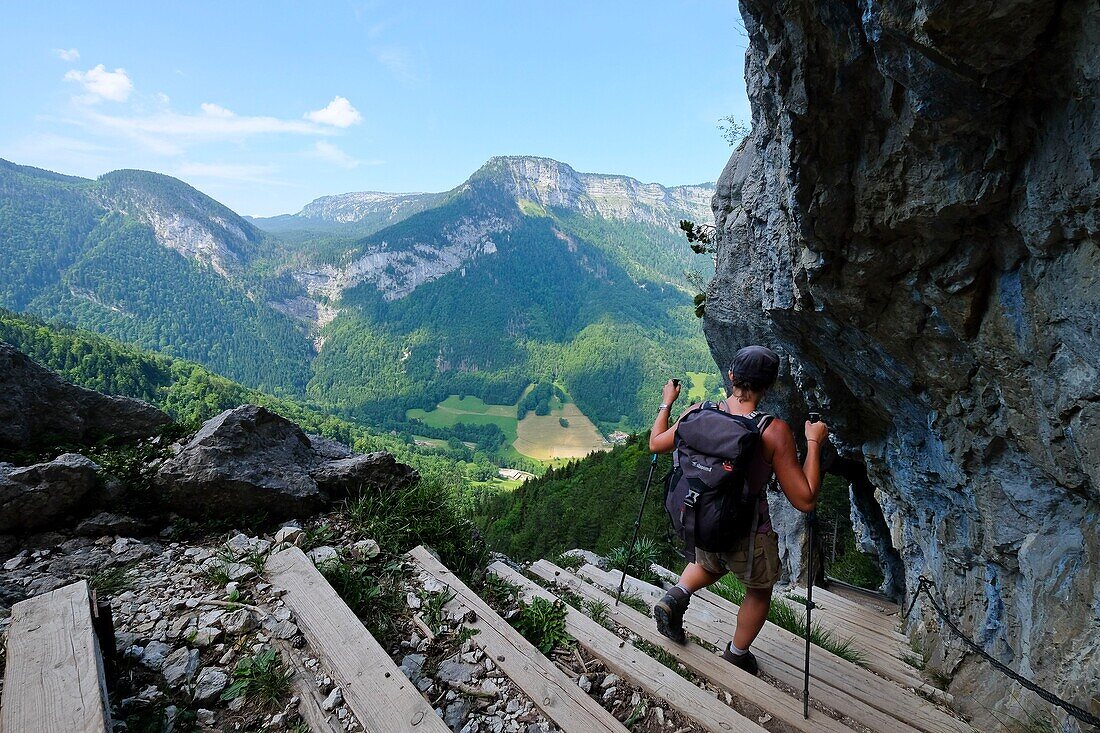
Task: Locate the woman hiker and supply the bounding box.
[648,345,828,675]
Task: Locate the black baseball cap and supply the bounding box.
[730,345,780,387]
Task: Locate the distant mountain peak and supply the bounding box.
[297,190,436,222]
[468,155,714,228]
[96,169,264,277]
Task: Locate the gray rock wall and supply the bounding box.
[0,342,171,450]
[706,0,1098,728]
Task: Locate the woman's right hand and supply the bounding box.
[805,419,829,444]
[661,379,681,405]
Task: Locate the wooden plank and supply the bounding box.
[1,580,111,733]
[578,566,927,733]
[490,562,767,733]
[789,585,909,643]
[649,565,926,689]
[407,546,628,733]
[275,641,344,733]
[265,548,449,733]
[690,585,928,692]
[779,591,915,664]
[580,565,975,733]
[654,564,913,667]
[529,560,859,733]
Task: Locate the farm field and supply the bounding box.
[406,390,608,463]
[514,401,607,461]
[685,370,719,402]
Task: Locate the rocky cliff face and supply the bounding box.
[297,190,443,224]
[97,169,266,277]
[277,156,713,321]
[480,156,713,230]
[705,0,1098,728]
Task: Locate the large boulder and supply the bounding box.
[0,453,100,532]
[0,343,172,450]
[706,1,1098,728]
[155,405,417,518]
[311,452,418,498]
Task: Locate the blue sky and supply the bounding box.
[0,2,749,216]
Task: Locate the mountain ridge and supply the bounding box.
[0,153,714,439]
[253,155,714,233]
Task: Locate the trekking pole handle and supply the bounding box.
[808,411,820,423]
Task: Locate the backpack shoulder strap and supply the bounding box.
[746,410,774,433]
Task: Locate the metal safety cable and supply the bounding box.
[905,575,1100,729]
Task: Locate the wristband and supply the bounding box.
[657,404,670,412]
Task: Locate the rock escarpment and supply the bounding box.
[0,342,171,450]
[706,0,1098,728]
[156,405,418,518]
[0,345,417,534]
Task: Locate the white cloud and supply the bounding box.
[64,64,133,102]
[85,108,329,140]
[55,48,80,62]
[200,102,234,118]
[305,96,362,128]
[312,141,360,169]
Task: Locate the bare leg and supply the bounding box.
[677,562,725,592]
[733,585,772,649]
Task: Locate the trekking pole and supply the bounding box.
[615,452,658,606]
[803,411,820,719]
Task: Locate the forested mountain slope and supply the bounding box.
[0,309,467,484]
[299,157,715,431]
[0,159,313,394]
[1,155,715,439]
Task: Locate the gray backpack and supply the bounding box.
[665,401,772,558]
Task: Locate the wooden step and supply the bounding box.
[788,584,909,643]
[265,547,450,733]
[652,564,915,677]
[579,565,975,733]
[407,546,629,733]
[529,560,858,733]
[649,563,928,691]
[577,565,921,733]
[688,584,927,692]
[0,580,112,733]
[490,562,768,733]
[275,640,344,733]
[779,589,915,666]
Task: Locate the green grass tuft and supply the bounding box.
[583,598,611,627]
[320,558,407,647]
[511,597,573,655]
[712,576,867,667]
[607,537,662,585]
[344,477,487,578]
[89,565,134,597]
[221,648,293,710]
[552,552,585,571]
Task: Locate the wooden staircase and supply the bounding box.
[572,562,973,733]
[1,548,976,733]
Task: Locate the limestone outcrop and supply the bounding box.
[706,0,1098,727]
[155,405,418,519]
[0,342,172,450]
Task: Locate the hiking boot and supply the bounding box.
[654,589,689,644]
[722,644,759,676]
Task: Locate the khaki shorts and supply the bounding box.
[695,530,780,590]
